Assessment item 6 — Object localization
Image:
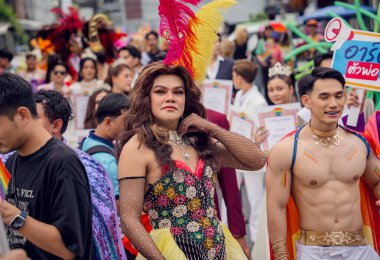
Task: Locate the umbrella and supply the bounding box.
[298,5,377,24]
[270,22,287,33]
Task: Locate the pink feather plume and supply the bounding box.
[158,0,201,75]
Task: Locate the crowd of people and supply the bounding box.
[0,8,380,260]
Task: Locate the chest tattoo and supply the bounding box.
[303,148,319,164]
[344,146,357,162]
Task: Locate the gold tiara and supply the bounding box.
[268,62,292,77]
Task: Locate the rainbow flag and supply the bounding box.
[274,107,283,116]
[0,160,10,200]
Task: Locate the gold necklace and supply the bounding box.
[168,131,190,160]
[309,123,343,148]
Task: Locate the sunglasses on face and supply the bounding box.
[53,70,66,75]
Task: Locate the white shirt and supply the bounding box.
[65,79,105,96]
[207,56,224,80]
[238,86,255,109]
[232,84,267,121]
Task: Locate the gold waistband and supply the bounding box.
[299,230,368,246]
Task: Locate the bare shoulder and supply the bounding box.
[268,135,295,169]
[343,129,368,151]
[118,134,157,179]
[120,134,154,163]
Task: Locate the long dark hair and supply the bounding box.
[84,88,110,129]
[117,61,219,170]
[78,57,98,82]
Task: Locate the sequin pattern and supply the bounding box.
[74,149,125,260]
[143,160,226,259]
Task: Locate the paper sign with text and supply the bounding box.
[229,111,255,140]
[73,94,90,130]
[325,18,380,91]
[256,103,300,151]
[200,80,233,115]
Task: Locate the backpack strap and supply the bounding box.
[77,138,85,150]
[291,124,307,173]
[85,145,115,157]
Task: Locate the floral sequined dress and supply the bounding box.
[140,159,247,260]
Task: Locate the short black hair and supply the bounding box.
[118,45,141,60]
[298,67,345,97]
[53,61,68,72]
[145,30,159,40]
[314,50,334,67]
[150,51,167,63]
[96,93,129,123]
[0,72,37,119]
[34,90,73,134]
[0,49,13,61]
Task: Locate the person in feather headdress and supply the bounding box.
[116,1,265,259]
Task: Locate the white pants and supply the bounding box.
[296,242,380,260]
[236,168,265,242]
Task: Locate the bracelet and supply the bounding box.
[271,239,288,260]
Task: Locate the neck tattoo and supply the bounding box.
[308,122,343,148]
[169,131,190,160]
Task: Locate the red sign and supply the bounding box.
[346,61,380,81]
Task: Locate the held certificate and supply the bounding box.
[73,94,90,130]
[229,111,255,140]
[257,103,300,151]
[200,80,233,115]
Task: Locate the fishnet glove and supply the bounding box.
[119,178,165,260]
[213,129,267,170]
[179,113,267,171]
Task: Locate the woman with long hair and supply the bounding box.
[267,71,295,105]
[66,56,104,96]
[117,62,266,259]
[83,88,110,129]
[104,63,132,95]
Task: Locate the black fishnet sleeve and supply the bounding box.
[211,125,267,171]
[119,177,165,260]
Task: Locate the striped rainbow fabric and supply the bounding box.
[0,160,10,200]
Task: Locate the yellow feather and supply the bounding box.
[189,0,237,83]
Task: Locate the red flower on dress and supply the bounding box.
[157,195,170,207]
[205,179,213,192]
[185,175,195,186]
[174,194,186,205]
[192,208,204,220]
[205,227,215,238]
[170,227,184,235]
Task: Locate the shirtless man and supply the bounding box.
[266,67,380,260]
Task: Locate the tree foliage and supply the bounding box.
[0,0,26,44]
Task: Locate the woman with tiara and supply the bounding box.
[117,61,267,259]
[267,62,295,106]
